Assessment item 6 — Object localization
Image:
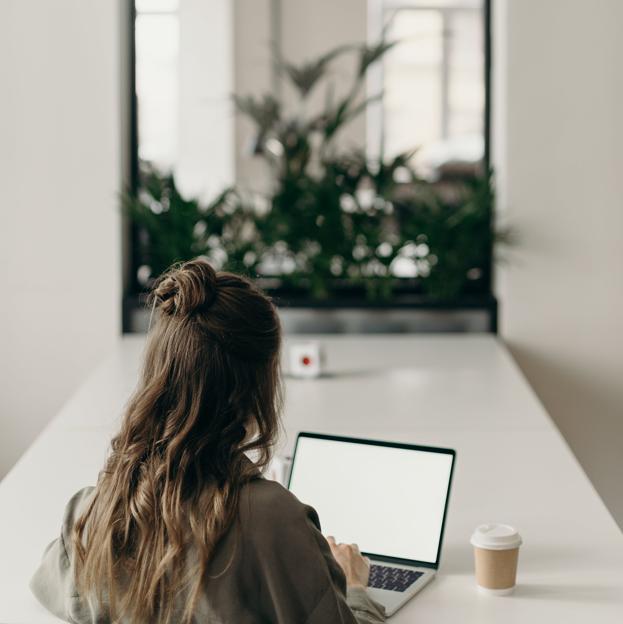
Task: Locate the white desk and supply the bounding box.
[1,335,622,623]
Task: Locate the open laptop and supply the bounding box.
[287,432,456,617]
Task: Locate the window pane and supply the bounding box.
[384,10,444,160]
[136,0,179,14]
[384,0,480,7]
[448,10,484,138]
[135,13,179,169]
[381,2,484,177]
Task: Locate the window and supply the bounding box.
[135,0,179,170]
[368,0,486,179]
[126,1,493,331]
[133,0,234,201]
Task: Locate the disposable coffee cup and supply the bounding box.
[470,524,522,595]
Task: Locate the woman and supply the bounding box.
[31,259,385,624]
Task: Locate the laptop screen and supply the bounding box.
[288,433,455,566]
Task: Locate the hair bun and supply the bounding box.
[152,259,218,317]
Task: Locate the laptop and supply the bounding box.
[287,432,456,617]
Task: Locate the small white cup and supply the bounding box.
[289,342,323,379]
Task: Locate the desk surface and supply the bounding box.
[1,334,622,623]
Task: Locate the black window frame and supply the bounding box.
[123,0,494,332]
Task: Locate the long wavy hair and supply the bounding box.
[72,259,283,623]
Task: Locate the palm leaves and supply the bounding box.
[234,40,395,156]
[278,44,354,97]
[357,40,397,77]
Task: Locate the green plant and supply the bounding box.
[123,170,259,280]
[396,172,499,299]
[126,40,503,301]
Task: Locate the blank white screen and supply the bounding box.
[288,436,453,563]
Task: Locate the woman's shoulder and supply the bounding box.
[63,486,95,520]
[242,477,309,517]
[60,486,95,549]
[240,477,320,536]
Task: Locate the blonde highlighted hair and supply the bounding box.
[73,259,282,623]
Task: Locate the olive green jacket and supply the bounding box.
[31,478,386,624]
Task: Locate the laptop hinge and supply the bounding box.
[364,553,438,569]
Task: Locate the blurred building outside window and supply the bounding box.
[135,0,179,171]
[135,0,234,202]
[367,0,485,180]
[135,0,485,189]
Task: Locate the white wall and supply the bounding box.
[495,0,623,528]
[0,0,122,478]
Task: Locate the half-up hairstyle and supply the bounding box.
[72,259,283,623]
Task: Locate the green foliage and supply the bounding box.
[123,169,258,281]
[126,39,504,301]
[278,45,354,97]
[123,171,212,279]
[357,40,397,77]
[396,172,496,299]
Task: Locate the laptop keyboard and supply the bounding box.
[368,564,424,592]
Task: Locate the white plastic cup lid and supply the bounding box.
[470,524,522,550]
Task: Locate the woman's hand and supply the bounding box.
[326,536,371,588]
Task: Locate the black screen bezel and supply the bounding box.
[287,431,456,570]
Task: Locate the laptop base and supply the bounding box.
[367,565,436,617]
